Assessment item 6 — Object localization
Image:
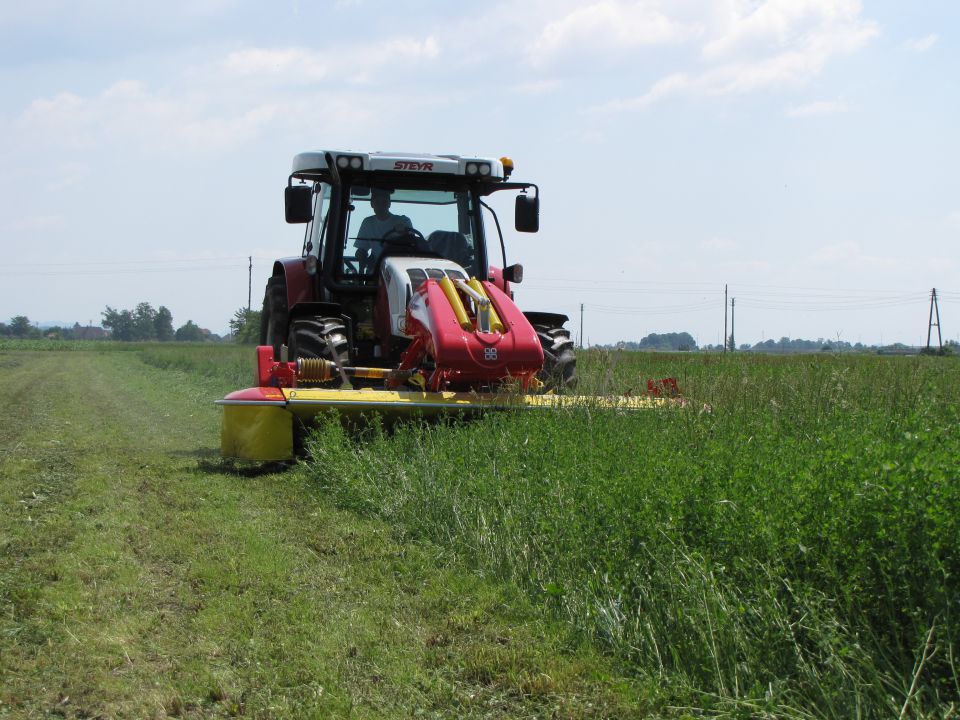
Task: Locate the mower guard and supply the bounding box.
[217,385,672,462]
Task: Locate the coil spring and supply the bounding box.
[297,357,335,382]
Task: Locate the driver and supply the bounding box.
[354,188,412,268]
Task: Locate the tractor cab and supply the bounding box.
[271,151,539,368]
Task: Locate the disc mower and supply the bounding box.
[218,150,673,461]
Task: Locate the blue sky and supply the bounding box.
[1,0,957,345]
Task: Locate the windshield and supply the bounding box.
[339,186,479,281]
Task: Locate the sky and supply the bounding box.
[1,0,958,346]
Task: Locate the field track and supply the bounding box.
[0,350,639,719]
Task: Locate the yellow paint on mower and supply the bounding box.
[218,386,671,461]
[220,404,293,462]
[283,387,668,418]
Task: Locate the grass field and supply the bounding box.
[1,340,956,718]
[305,349,960,717]
[0,343,645,718]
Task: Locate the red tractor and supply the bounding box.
[219,150,596,460]
[261,150,575,391]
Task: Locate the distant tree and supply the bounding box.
[10,315,32,338]
[635,332,698,351]
[154,306,175,341]
[102,306,135,341]
[727,331,736,352]
[229,308,262,344]
[132,302,157,341]
[175,320,204,342]
[0,322,9,337]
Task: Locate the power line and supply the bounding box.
[2,255,261,268]
[0,265,249,277]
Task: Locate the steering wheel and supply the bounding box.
[357,228,427,274]
[381,226,426,249]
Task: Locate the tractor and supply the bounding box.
[219,150,665,461]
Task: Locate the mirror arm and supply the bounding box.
[479,199,507,270]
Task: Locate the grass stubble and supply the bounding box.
[0,346,647,718]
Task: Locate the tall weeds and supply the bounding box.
[305,352,960,716]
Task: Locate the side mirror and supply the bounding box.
[503,263,523,284]
[285,185,313,224]
[515,194,539,233]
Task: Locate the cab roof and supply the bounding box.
[291,150,507,182]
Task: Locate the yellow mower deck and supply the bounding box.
[218,386,671,462]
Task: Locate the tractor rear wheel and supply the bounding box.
[287,317,351,385]
[534,323,577,392]
[260,276,289,354]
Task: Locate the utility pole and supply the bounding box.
[247,256,253,312]
[926,287,942,351]
[579,303,584,349]
[729,297,736,352]
[723,284,728,353]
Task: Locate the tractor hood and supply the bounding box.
[380,256,469,337]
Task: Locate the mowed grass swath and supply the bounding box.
[304,350,960,717]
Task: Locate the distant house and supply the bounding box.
[73,323,108,340]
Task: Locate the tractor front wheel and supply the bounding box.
[534,323,577,391]
[287,317,351,385]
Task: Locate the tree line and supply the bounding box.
[603,332,957,355]
[3,305,262,343]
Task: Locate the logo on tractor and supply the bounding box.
[484,348,498,361]
[394,161,434,171]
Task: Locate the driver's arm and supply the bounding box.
[353,217,378,254]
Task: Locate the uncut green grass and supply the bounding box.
[303,351,960,717]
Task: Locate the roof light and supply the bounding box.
[334,154,364,171]
[479,163,491,175]
[500,156,514,179]
[466,162,478,175]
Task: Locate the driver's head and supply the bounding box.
[370,188,392,219]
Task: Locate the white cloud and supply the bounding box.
[905,34,938,52]
[591,73,690,113]
[345,36,440,84]
[222,48,328,80]
[16,79,281,153]
[786,97,850,117]
[529,1,695,66]
[703,0,877,60]
[12,30,447,157]
[220,36,439,86]
[590,0,878,111]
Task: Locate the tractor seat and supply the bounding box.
[427,231,474,269]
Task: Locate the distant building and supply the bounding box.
[73,323,108,340]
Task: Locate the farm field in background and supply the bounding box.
[1,340,957,717]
